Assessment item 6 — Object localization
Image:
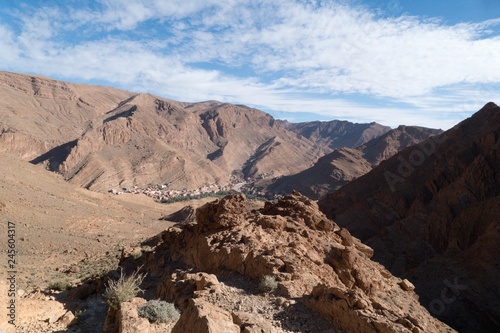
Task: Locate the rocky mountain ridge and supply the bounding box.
[1,71,415,195]
[0,71,334,192]
[280,119,391,150]
[319,102,500,332]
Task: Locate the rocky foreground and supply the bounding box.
[105,193,455,333]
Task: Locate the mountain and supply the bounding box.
[319,102,500,332]
[0,71,461,332]
[280,119,391,149]
[266,125,442,199]
[0,71,329,192]
[0,71,134,160]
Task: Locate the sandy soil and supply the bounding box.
[0,153,212,332]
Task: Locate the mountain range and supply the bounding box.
[265,125,443,199]
[279,119,391,149]
[1,71,498,333]
[0,71,400,193]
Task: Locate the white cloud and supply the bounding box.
[1,1,500,129]
[218,4,500,98]
[88,0,229,30]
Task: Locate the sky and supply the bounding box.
[1,0,500,129]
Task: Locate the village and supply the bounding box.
[108,172,276,203]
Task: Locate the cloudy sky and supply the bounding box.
[1,0,500,128]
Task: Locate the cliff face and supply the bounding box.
[125,193,454,333]
[267,126,442,199]
[196,103,327,179]
[56,93,226,191]
[319,103,500,332]
[57,96,327,191]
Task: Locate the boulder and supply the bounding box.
[118,298,150,333]
[58,311,76,327]
[172,298,239,333]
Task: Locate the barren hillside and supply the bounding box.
[319,102,500,332]
[0,152,216,332]
[281,119,391,149]
[0,71,329,193]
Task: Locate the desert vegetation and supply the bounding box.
[138,300,180,323]
[103,269,145,310]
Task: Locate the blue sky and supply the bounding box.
[1,0,500,129]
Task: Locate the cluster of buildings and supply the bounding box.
[108,172,278,202]
[109,183,231,202]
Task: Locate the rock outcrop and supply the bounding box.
[319,102,500,332]
[117,298,150,333]
[159,206,195,224]
[171,299,240,333]
[130,193,454,333]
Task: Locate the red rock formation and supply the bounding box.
[134,193,454,333]
[319,102,500,332]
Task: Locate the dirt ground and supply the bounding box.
[0,153,213,332]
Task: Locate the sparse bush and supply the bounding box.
[49,280,71,291]
[103,269,146,310]
[259,275,278,293]
[138,299,180,323]
[74,309,87,319]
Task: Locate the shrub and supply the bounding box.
[259,275,278,293]
[138,299,180,323]
[103,269,146,310]
[49,280,71,291]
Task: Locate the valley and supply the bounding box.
[0,72,498,333]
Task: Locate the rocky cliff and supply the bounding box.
[319,102,500,332]
[281,119,391,150]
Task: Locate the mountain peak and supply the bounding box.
[482,101,498,109]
